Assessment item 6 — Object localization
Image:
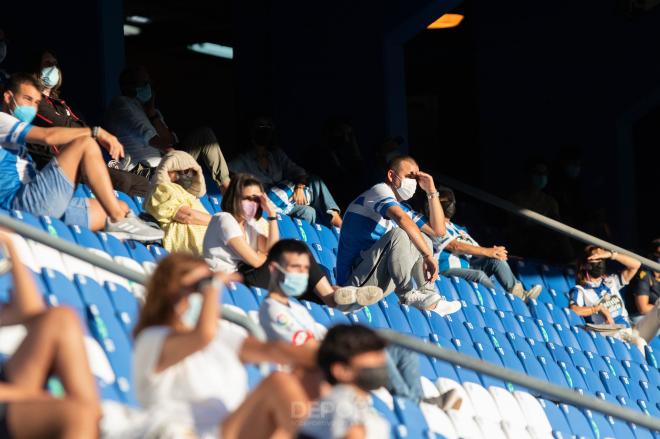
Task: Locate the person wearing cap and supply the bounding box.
[229,116,342,228]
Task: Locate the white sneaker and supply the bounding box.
[334,286,384,308]
[431,299,462,316]
[105,213,164,242]
[402,289,443,309]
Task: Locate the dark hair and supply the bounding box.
[266,239,312,266]
[387,155,417,173]
[318,324,387,385]
[221,173,265,221]
[33,49,62,98]
[7,72,40,95]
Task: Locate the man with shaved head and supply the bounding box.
[335,155,461,315]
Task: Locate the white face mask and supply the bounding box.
[395,176,417,200]
[181,293,203,328]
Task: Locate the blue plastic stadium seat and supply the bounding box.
[371,394,401,435]
[208,195,223,213]
[301,301,332,326]
[105,281,140,338]
[425,311,453,340]
[506,332,535,358]
[558,361,588,391]
[347,309,369,326]
[515,315,544,342]
[529,299,553,324]
[323,306,351,326]
[498,311,524,337]
[115,191,141,215]
[471,283,498,310]
[514,259,550,302]
[489,285,513,312]
[40,215,76,243]
[461,305,486,329]
[620,375,647,403]
[559,404,596,439]
[480,307,505,333]
[429,356,460,382]
[566,346,590,369]
[313,223,338,255]
[539,399,573,438]
[417,354,437,380]
[393,397,431,438]
[590,332,617,359]
[245,364,263,390]
[198,195,215,215]
[74,184,91,199]
[276,214,301,240]
[573,326,598,353]
[41,268,85,314]
[584,410,617,439]
[544,302,570,328]
[578,366,607,394]
[435,275,460,301]
[535,319,563,345]
[608,336,633,362]
[97,232,131,258]
[250,286,267,304]
[622,360,649,384]
[124,240,156,265]
[507,293,532,317]
[69,224,105,251]
[148,244,169,261]
[11,209,44,231]
[132,196,145,213]
[546,342,572,365]
[450,276,480,305]
[400,305,432,337]
[444,313,471,341]
[563,308,585,327]
[599,370,628,398]
[227,282,259,312]
[527,337,554,361]
[553,324,580,349]
[538,355,570,387]
[379,300,412,334]
[362,304,390,329]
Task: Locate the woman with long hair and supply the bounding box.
[132,253,317,438]
[569,245,660,351]
[202,173,382,309]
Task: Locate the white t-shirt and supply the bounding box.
[133,321,248,435]
[258,297,327,344]
[569,274,630,327]
[203,212,263,273]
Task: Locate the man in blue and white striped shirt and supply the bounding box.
[336,156,461,315]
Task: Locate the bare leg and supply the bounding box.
[87,199,107,231]
[7,399,98,439]
[56,138,127,221]
[221,372,310,439]
[314,278,337,307]
[5,308,99,410]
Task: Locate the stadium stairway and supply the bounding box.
[0,187,659,438]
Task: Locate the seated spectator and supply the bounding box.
[203,175,382,309]
[104,66,231,192]
[26,49,149,196]
[435,188,542,301]
[509,158,573,262]
[568,246,660,351]
[144,150,212,254]
[298,325,391,439]
[229,117,342,227]
[259,239,462,410]
[630,239,660,321]
[132,253,317,438]
[336,156,461,315]
[1,73,162,241]
[0,229,100,437]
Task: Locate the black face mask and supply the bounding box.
[441,200,456,219]
[253,126,274,148]
[585,260,606,279]
[354,365,389,391]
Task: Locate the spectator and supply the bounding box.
[509,158,573,262]
[629,238,660,322]
[203,175,382,309]
[1,73,162,241]
[298,325,390,439]
[436,188,542,301]
[25,49,150,196]
[132,253,317,438]
[568,246,660,351]
[143,150,212,254]
[103,66,231,192]
[259,239,462,410]
[0,229,100,437]
[229,117,342,227]
[336,155,461,315]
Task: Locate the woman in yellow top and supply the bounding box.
[144,150,212,254]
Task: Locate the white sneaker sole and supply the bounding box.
[355,286,384,306]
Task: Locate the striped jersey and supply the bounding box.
[336,183,426,285]
[0,112,35,208]
[437,221,477,271]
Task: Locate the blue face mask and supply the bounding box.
[531,174,548,190]
[11,97,37,124]
[181,293,203,328]
[135,84,152,104]
[275,263,309,297]
[41,66,60,88]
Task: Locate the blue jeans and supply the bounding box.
[289,175,340,226]
[11,158,89,227]
[386,345,422,404]
[443,256,517,292]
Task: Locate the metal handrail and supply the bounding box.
[378,330,660,432]
[2,213,659,429]
[438,174,660,273]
